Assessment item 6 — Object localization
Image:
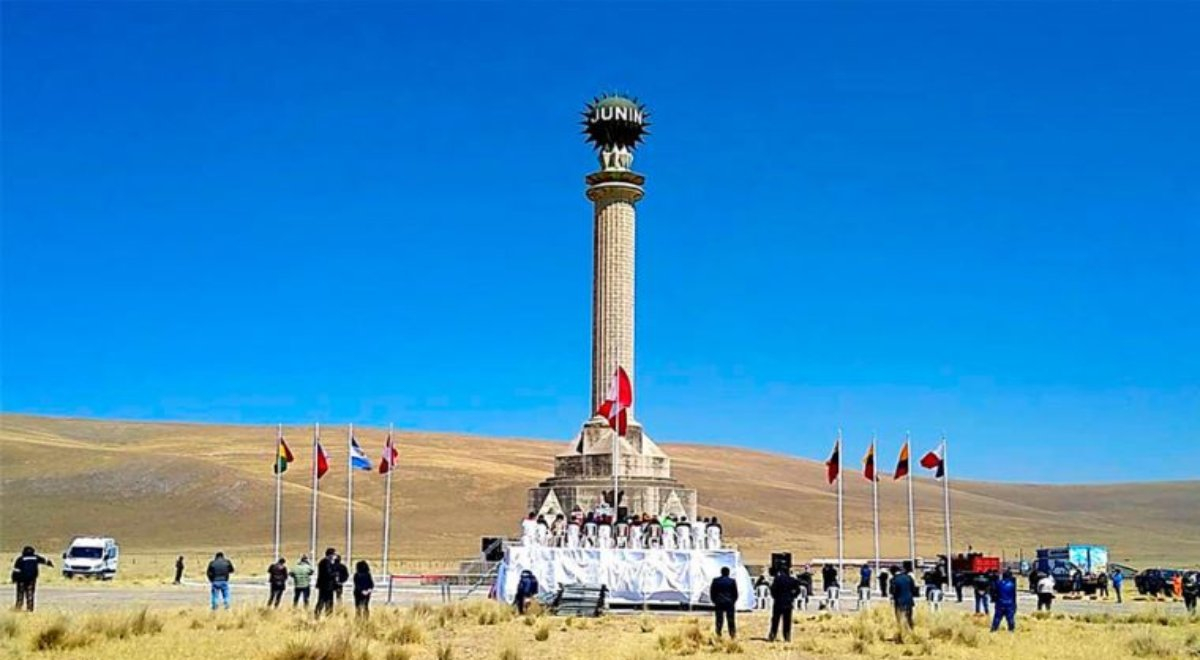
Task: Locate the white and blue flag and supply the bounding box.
[350,437,372,471]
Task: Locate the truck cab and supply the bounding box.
[61,537,119,579]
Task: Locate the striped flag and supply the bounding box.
[315,441,330,479]
[379,432,399,474]
[894,442,910,480]
[862,443,876,481]
[274,437,295,474]
[920,445,946,479]
[596,366,632,437]
[825,438,840,484]
[350,436,372,471]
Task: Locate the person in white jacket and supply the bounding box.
[520,513,539,546]
[1036,574,1057,611]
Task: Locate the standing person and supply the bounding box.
[768,568,800,642]
[1036,572,1056,611]
[821,563,840,610]
[858,564,873,609]
[521,512,539,546]
[1097,571,1109,599]
[314,548,338,617]
[972,571,992,615]
[709,567,739,639]
[11,546,53,612]
[332,555,349,604]
[878,568,890,598]
[990,570,1018,632]
[1111,569,1124,604]
[926,565,945,611]
[706,517,723,550]
[290,554,314,607]
[173,556,185,585]
[353,561,374,619]
[267,558,288,608]
[1172,573,1183,601]
[1182,572,1198,615]
[206,551,234,611]
[796,566,814,611]
[514,570,540,614]
[891,562,916,632]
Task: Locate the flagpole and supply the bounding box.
[941,435,952,573]
[346,423,354,565]
[310,422,320,560]
[613,425,620,517]
[382,424,394,579]
[905,431,915,568]
[836,427,844,584]
[273,423,283,561]
[871,434,880,582]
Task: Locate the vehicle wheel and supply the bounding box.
[63,573,73,579]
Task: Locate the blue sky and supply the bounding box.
[2,2,1197,483]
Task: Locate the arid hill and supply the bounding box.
[1,414,1196,568]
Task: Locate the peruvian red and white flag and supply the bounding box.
[378,432,399,475]
[315,441,330,479]
[595,366,632,437]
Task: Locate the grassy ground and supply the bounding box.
[1,599,1197,660]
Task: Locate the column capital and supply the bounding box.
[586,170,645,204]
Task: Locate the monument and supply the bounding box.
[527,95,698,521]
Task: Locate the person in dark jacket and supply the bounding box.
[353,561,374,618]
[878,569,890,598]
[267,558,288,608]
[1183,572,1199,615]
[972,571,992,614]
[891,562,917,631]
[12,546,53,612]
[821,564,840,609]
[709,566,739,638]
[514,570,540,614]
[206,551,235,611]
[768,569,801,642]
[314,548,338,617]
[332,555,349,603]
[796,566,814,609]
[990,570,1018,632]
[173,556,185,585]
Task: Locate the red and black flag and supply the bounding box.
[862,442,877,481]
[825,439,840,484]
[894,442,910,480]
[920,444,946,479]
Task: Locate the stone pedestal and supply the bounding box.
[527,419,698,520]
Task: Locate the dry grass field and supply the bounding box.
[2,414,1198,573]
[0,600,1197,660]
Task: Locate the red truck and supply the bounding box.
[943,552,1002,593]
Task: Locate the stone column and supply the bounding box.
[587,171,644,415]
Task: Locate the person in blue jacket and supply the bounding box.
[990,570,1018,632]
[514,570,540,614]
[890,561,917,631]
[1112,569,1125,604]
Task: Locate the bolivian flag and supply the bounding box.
[274,436,296,474]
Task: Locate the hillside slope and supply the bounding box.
[1,414,1196,567]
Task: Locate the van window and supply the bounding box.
[68,547,103,559]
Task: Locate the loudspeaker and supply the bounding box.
[480,537,504,562]
[771,552,793,574]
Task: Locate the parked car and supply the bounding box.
[61,536,120,579]
[1135,568,1182,597]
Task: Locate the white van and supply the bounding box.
[61,537,120,579]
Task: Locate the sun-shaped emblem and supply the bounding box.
[582,94,650,151]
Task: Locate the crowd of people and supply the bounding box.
[519,506,723,551]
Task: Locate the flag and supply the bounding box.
[274,437,295,474]
[825,439,840,484]
[315,442,330,479]
[595,366,632,437]
[379,433,399,474]
[920,445,946,479]
[894,442,910,480]
[350,437,371,471]
[862,443,876,481]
